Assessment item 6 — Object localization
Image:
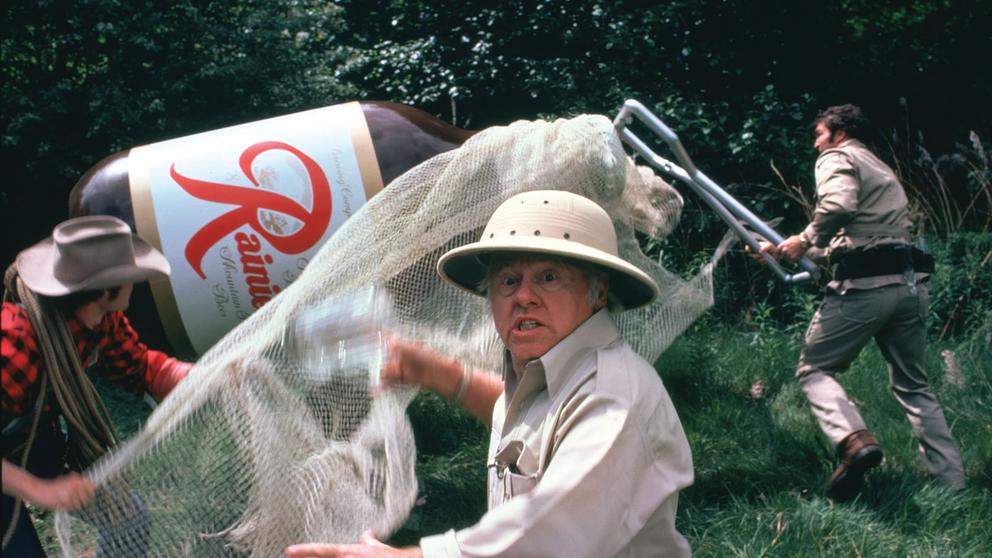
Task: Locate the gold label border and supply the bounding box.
[129,146,198,358]
[346,101,385,200]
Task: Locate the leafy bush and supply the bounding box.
[929,232,992,339]
[668,126,992,334]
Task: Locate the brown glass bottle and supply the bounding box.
[68,101,473,359]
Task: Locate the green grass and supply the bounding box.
[401,318,992,556]
[666,321,992,557]
[33,321,992,556]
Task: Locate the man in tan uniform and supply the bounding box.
[763,104,966,500]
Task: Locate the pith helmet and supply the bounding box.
[436,190,658,309]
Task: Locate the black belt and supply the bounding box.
[833,245,934,281]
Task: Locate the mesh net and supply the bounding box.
[54,113,726,556]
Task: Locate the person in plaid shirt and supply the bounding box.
[2,216,192,556]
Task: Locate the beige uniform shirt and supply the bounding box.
[420,310,693,557]
[801,139,922,293]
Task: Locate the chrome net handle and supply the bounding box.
[614,99,818,285]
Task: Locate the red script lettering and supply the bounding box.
[171,141,332,279]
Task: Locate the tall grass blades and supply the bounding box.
[887,111,992,238]
[668,324,992,557]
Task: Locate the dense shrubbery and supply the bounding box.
[654,122,992,333]
[929,232,992,338]
[3,1,991,270]
[687,231,992,337]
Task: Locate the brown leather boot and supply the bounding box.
[827,429,883,500]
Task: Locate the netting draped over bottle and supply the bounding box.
[55,113,724,556]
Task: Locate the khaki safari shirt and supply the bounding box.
[420,310,693,557]
[801,139,922,293]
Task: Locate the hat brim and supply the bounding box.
[437,236,658,310]
[16,235,171,296]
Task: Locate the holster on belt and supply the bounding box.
[833,244,934,281]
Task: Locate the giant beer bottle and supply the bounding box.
[69,101,472,359]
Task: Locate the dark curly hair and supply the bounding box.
[814,104,869,141]
[49,286,122,314]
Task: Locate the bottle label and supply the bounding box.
[129,102,383,355]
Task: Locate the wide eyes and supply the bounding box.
[492,268,564,296]
[491,273,519,297]
[500,275,519,287]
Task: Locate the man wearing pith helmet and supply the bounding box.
[287,190,693,558]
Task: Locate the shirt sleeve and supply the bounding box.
[95,311,188,399]
[807,149,859,247]
[422,393,690,558]
[1,304,44,421]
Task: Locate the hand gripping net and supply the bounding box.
[54,113,726,556]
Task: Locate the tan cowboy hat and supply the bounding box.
[437,190,659,309]
[16,215,171,296]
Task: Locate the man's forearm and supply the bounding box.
[458,370,503,427]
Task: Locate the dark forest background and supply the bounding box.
[4,0,991,333]
[4,1,990,252]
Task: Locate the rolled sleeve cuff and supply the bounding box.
[420,530,461,558]
[802,224,823,248]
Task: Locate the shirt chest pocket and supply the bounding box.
[492,439,540,499]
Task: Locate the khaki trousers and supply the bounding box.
[796,282,966,488]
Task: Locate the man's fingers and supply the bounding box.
[747,241,779,264]
[360,530,386,547]
[379,360,400,386]
[80,476,95,495]
[54,474,96,511]
[286,543,342,557]
[73,477,96,508]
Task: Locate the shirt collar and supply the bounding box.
[66,309,110,350]
[66,309,88,338]
[504,309,620,401]
[817,138,864,166]
[540,308,619,396]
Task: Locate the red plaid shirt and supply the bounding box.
[2,302,178,428]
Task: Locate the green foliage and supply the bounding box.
[684,486,992,557]
[391,393,488,545]
[929,232,992,339]
[1,0,356,265]
[34,318,992,555]
[885,119,992,236]
[4,0,991,274]
[664,323,992,556]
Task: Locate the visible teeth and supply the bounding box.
[519,320,538,330]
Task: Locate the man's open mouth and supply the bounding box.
[518,319,540,331]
